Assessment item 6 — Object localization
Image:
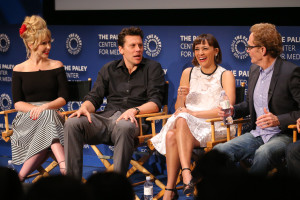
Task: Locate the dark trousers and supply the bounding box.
[64,111,139,179]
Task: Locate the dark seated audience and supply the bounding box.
[24,175,92,200]
[86,171,135,200]
[193,150,300,200]
[0,166,24,200]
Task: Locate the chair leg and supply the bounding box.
[90,145,113,170]
[127,150,153,178]
[31,160,58,183]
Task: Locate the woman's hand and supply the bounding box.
[174,106,190,117]
[30,104,48,120]
[217,105,234,119]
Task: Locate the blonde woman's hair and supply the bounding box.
[20,15,51,58]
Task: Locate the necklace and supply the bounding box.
[200,65,218,76]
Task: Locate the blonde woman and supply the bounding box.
[11,15,68,181]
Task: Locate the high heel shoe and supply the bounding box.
[182,168,194,195]
[165,188,179,200]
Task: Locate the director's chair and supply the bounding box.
[0,78,92,183]
[145,82,249,199]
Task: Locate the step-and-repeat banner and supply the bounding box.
[1,25,300,169]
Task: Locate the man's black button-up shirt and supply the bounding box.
[84,58,165,117]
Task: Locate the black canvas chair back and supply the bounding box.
[67,78,92,101]
[235,82,246,104]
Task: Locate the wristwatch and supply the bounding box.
[133,107,140,114]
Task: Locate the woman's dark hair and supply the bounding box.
[192,33,222,66]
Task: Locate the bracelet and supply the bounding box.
[133,107,140,114]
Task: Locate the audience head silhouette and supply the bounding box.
[86,171,135,200]
[25,175,92,200]
[0,166,24,200]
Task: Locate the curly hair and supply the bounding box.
[192,33,222,66]
[20,15,51,58]
[117,27,144,47]
[250,23,283,58]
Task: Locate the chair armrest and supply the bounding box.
[288,124,297,129]
[61,110,77,116]
[61,110,77,121]
[220,118,251,138]
[288,124,298,142]
[146,114,172,122]
[205,118,222,123]
[0,109,17,115]
[0,109,17,142]
[221,118,251,126]
[136,112,167,119]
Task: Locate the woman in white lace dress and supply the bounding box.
[150,34,236,199]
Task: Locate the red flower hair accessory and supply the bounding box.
[19,24,27,35]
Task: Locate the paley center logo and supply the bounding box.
[144,34,162,57]
[0,34,10,53]
[231,35,248,59]
[67,101,82,111]
[0,93,12,110]
[66,33,82,55]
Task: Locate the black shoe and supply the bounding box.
[165,188,179,200]
[182,168,194,195]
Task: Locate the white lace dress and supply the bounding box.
[151,65,236,155]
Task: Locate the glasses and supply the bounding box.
[245,45,261,50]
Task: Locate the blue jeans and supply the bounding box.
[213,132,292,176]
[286,140,300,179]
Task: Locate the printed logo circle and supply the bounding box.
[66,33,82,55]
[144,34,162,57]
[231,35,249,60]
[0,34,10,53]
[67,101,82,111]
[0,93,12,110]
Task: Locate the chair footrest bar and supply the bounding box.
[98,155,113,159]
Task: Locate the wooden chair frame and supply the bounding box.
[288,124,299,142]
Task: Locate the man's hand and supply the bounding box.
[297,118,300,133]
[256,107,280,129]
[69,106,92,123]
[116,108,138,127]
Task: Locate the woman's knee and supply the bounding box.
[166,130,177,146]
[175,117,187,126]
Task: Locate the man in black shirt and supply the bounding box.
[64,27,165,178]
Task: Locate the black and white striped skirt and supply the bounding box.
[11,102,64,165]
